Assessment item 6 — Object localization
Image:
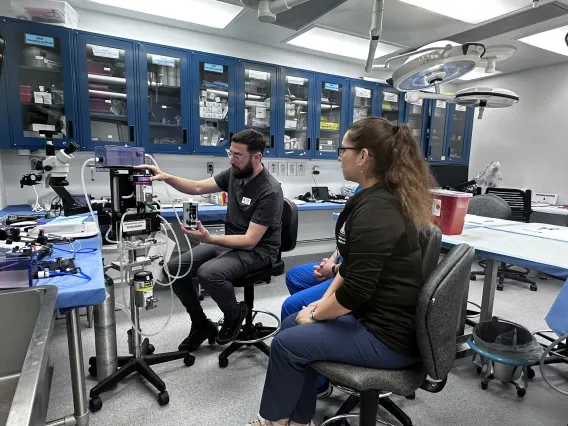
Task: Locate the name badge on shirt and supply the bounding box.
[242,197,252,206]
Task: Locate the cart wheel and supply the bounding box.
[481,382,488,390]
[219,357,229,368]
[158,391,170,406]
[89,397,102,412]
[517,388,526,398]
[530,284,538,292]
[497,283,504,291]
[527,367,536,379]
[88,366,97,378]
[199,295,205,301]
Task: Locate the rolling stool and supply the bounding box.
[218,198,298,368]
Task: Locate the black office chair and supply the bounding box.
[218,198,298,368]
[321,226,443,426]
[312,244,475,426]
[477,188,538,291]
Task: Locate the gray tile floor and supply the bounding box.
[46,265,568,426]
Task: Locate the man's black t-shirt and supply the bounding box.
[214,167,284,264]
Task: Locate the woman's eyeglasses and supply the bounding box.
[337,146,360,157]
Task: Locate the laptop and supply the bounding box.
[312,186,330,201]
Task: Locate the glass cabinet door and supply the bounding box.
[191,53,235,155]
[139,45,189,153]
[238,62,277,157]
[316,76,347,158]
[406,99,425,148]
[447,104,468,162]
[76,34,137,149]
[381,89,401,125]
[5,22,76,148]
[351,85,373,124]
[280,68,313,158]
[427,100,449,161]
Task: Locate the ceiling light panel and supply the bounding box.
[286,27,402,61]
[86,0,243,29]
[398,0,532,24]
[458,67,502,81]
[518,24,568,56]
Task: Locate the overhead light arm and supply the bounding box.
[270,0,311,13]
[405,91,456,104]
[251,0,311,22]
[365,0,385,73]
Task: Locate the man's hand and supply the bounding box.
[296,306,315,325]
[180,221,212,244]
[313,257,336,281]
[134,164,170,182]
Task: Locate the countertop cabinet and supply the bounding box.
[75,33,138,151]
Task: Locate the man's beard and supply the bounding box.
[232,160,254,179]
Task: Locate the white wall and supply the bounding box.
[459,62,568,203]
[1,150,347,206]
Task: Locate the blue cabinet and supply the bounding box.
[425,100,451,162]
[76,33,138,150]
[404,99,428,156]
[4,20,77,149]
[380,88,404,125]
[444,104,473,165]
[278,67,315,159]
[315,74,348,159]
[0,22,10,149]
[237,61,277,157]
[191,52,236,155]
[138,44,190,154]
[348,79,381,125]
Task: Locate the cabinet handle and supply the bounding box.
[67,120,74,139]
[447,147,451,158]
[183,128,188,144]
[270,135,274,148]
[129,125,135,142]
[316,138,319,150]
[307,137,311,150]
[229,132,234,141]
[428,146,432,157]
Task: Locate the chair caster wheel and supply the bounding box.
[89,397,102,413]
[481,382,488,390]
[158,391,170,406]
[470,274,476,281]
[527,367,535,379]
[147,344,155,355]
[476,366,482,375]
[219,357,229,368]
[89,356,96,366]
[184,354,195,367]
[530,284,538,292]
[405,392,416,400]
[88,366,97,378]
[517,388,526,398]
[255,322,263,328]
[497,284,504,291]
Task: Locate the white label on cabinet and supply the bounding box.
[287,76,305,86]
[441,156,446,161]
[92,45,121,59]
[152,55,176,67]
[456,105,467,112]
[108,135,113,139]
[204,63,224,73]
[355,87,372,99]
[325,83,340,91]
[411,99,423,106]
[437,101,447,109]
[248,70,269,81]
[25,34,55,48]
[384,92,398,102]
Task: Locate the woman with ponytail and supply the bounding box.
[247,117,437,426]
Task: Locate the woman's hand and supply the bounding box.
[296,306,315,325]
[308,299,322,309]
[180,221,212,244]
[313,258,336,281]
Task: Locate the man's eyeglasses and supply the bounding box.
[226,149,247,162]
[337,146,360,157]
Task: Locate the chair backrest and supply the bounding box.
[416,244,475,380]
[467,194,512,219]
[486,188,532,222]
[420,225,442,282]
[280,198,298,253]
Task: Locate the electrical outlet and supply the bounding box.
[268,161,279,175]
[207,162,214,175]
[279,162,288,176]
[287,162,297,176]
[296,163,305,176]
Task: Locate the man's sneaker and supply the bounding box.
[317,380,333,400]
[217,302,248,345]
[178,319,217,352]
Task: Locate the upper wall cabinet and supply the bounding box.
[404,99,428,155]
[138,44,191,154]
[445,104,474,165]
[4,20,77,149]
[0,21,10,149]
[426,100,450,162]
[380,88,404,125]
[237,61,277,157]
[315,74,348,159]
[191,52,236,155]
[76,33,138,150]
[278,67,315,159]
[348,79,381,125]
